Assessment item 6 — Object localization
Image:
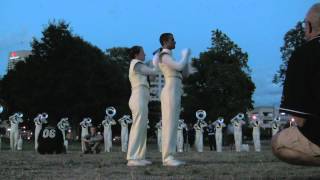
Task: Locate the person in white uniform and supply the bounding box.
[177,119,187,152]
[230,113,246,152]
[155,119,162,152]
[102,107,117,153]
[118,115,132,152]
[80,117,92,153]
[271,116,281,136]
[213,117,226,152]
[127,46,159,166]
[194,120,208,152]
[34,113,48,151]
[0,105,3,150]
[194,110,208,152]
[9,112,23,151]
[153,33,191,166]
[249,115,265,152]
[57,117,70,151]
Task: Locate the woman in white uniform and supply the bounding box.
[127,46,158,166]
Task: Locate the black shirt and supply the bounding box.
[38,125,65,154]
[206,124,215,136]
[280,36,320,145]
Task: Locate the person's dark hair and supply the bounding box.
[129,46,142,60]
[160,33,173,46]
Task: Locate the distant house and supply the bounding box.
[247,106,281,128]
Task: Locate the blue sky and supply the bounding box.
[0,0,317,107]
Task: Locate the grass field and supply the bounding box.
[0,139,319,180]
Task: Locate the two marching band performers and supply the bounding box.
[194,110,208,152]
[9,112,23,151]
[271,116,281,136]
[177,119,187,152]
[249,115,265,152]
[80,117,92,153]
[127,46,158,166]
[57,117,70,151]
[213,117,226,152]
[230,113,246,152]
[155,120,162,152]
[102,107,117,152]
[153,33,191,166]
[34,113,48,151]
[118,115,132,152]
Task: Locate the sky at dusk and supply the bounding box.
[0,0,317,107]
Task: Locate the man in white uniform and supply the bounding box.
[250,115,265,152]
[0,105,3,150]
[230,113,246,152]
[153,33,191,166]
[194,119,208,152]
[213,117,226,152]
[57,117,70,151]
[271,116,281,136]
[102,107,117,152]
[118,115,132,152]
[155,120,162,152]
[34,113,48,151]
[177,119,187,152]
[80,117,92,153]
[9,112,23,151]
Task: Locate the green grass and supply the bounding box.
[0,140,319,180]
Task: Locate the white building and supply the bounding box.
[8,50,31,71]
[247,106,287,128]
[147,60,197,102]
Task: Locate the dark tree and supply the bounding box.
[0,21,130,132]
[182,30,255,124]
[273,21,306,85]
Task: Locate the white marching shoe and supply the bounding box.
[127,160,146,166]
[140,159,152,165]
[163,158,186,166]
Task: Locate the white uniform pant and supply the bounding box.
[161,78,182,162]
[81,128,89,152]
[177,129,184,152]
[10,126,19,151]
[253,128,261,152]
[17,135,23,150]
[104,127,112,152]
[195,130,203,152]
[215,129,223,152]
[61,131,68,151]
[272,127,279,136]
[35,125,42,150]
[127,87,149,160]
[234,127,242,152]
[157,129,162,152]
[121,126,129,152]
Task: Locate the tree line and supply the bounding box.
[0,20,257,135]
